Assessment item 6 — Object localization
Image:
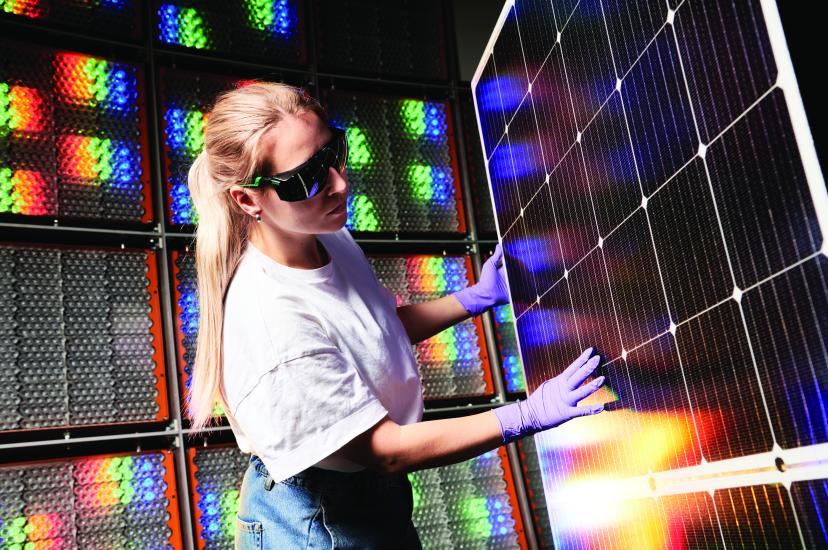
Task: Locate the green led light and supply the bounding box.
[407,164,433,202]
[460,497,492,538]
[345,127,371,169]
[408,475,422,511]
[245,0,274,30]
[0,166,17,213]
[84,58,110,103]
[185,110,207,155]
[87,137,114,182]
[0,82,11,136]
[349,194,379,231]
[400,99,426,137]
[220,488,240,538]
[180,7,208,49]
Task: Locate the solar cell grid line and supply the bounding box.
[473,0,827,547]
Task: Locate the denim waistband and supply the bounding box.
[249,454,408,494]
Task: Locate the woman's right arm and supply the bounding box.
[332,347,606,474]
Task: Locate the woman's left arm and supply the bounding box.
[396,244,509,344]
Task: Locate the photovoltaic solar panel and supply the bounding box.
[472,0,827,547]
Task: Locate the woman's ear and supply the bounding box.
[228,186,261,217]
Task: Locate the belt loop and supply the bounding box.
[264,475,275,491]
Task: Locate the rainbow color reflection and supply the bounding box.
[157,4,209,49]
[1,0,45,18]
[54,53,138,111]
[244,0,296,37]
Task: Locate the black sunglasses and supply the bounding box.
[240,126,348,202]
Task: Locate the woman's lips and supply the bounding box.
[328,202,346,214]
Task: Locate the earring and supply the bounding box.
[255,213,262,223]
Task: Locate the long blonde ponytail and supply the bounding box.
[186,82,326,431]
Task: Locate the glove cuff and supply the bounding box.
[493,400,536,444]
[453,286,487,317]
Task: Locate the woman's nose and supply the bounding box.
[327,166,348,194]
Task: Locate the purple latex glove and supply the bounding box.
[453,243,509,316]
[493,347,606,444]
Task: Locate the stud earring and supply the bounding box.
[255,213,262,223]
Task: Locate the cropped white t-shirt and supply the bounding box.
[221,227,424,483]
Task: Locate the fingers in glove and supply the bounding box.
[493,243,504,266]
[570,375,605,403]
[569,355,601,388]
[563,347,594,378]
[572,403,605,417]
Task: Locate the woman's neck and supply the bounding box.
[248,227,329,270]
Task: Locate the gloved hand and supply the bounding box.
[453,243,509,317]
[493,347,606,444]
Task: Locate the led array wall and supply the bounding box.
[409,446,526,549]
[325,89,465,234]
[460,92,497,236]
[187,446,249,550]
[155,0,305,64]
[0,451,181,548]
[369,254,492,400]
[0,242,167,431]
[313,0,447,81]
[0,0,142,40]
[0,40,151,222]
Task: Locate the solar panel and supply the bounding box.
[472,0,827,547]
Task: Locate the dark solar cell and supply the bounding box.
[674,0,777,142]
[621,28,697,195]
[601,209,670,348]
[477,56,508,157]
[676,300,774,461]
[648,157,733,321]
[706,90,822,289]
[580,92,642,236]
[715,485,802,547]
[742,255,828,448]
[531,46,579,170]
[625,332,702,471]
[559,0,617,128]
[515,0,559,77]
[547,147,600,268]
[791,479,828,549]
[603,0,667,77]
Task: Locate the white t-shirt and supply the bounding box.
[221,227,424,483]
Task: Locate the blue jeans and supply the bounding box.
[236,455,423,549]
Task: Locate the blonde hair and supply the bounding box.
[186,82,327,431]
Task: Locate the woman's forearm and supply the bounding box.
[391,410,504,472]
[396,295,470,344]
[331,409,506,474]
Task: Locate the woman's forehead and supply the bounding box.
[260,112,330,174]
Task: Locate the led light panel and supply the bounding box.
[313,0,447,81]
[0,40,151,222]
[492,303,525,393]
[0,0,141,40]
[473,0,827,547]
[0,243,167,431]
[187,445,249,550]
[408,447,527,549]
[159,69,238,226]
[368,254,492,400]
[171,248,222,416]
[325,89,465,234]
[155,0,304,64]
[0,451,181,548]
[460,92,497,237]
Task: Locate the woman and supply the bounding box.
[186,82,606,549]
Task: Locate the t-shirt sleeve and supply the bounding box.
[231,323,389,483]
